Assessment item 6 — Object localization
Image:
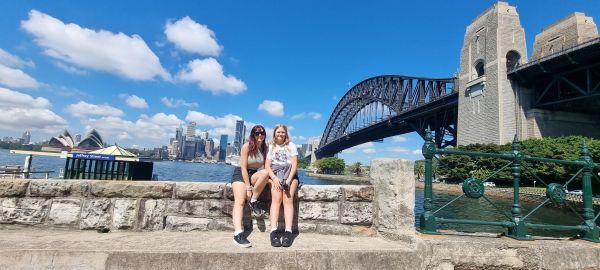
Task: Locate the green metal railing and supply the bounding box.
[418,128,600,242]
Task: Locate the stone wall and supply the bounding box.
[0,179,378,236]
[532,12,598,61]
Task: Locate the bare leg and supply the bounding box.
[232,182,247,233]
[282,179,299,231]
[269,181,283,230]
[250,170,269,200]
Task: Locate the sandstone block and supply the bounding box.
[351,226,378,237]
[297,222,317,233]
[167,199,230,217]
[80,198,112,229]
[208,218,234,231]
[112,199,138,229]
[0,179,29,197]
[90,181,173,198]
[175,182,224,200]
[316,224,352,235]
[298,202,339,221]
[343,186,374,202]
[297,185,341,201]
[29,180,89,197]
[48,199,81,226]
[165,216,210,231]
[140,199,166,230]
[341,202,373,225]
[0,197,50,224]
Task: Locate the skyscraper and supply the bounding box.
[21,131,31,145]
[233,120,245,155]
[205,138,214,158]
[219,134,228,162]
[200,132,208,140]
[175,125,184,158]
[186,121,196,139]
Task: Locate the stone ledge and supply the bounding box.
[90,181,173,198]
[0,179,29,197]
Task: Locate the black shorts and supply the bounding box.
[231,167,259,183]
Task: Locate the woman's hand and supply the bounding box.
[246,190,252,200]
[271,178,282,191]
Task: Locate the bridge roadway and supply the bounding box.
[1,227,599,269]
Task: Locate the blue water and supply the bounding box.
[0,149,351,185]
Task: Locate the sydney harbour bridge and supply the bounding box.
[315,2,600,159]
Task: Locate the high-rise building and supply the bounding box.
[200,132,208,140]
[21,131,31,145]
[205,138,214,158]
[175,125,184,158]
[233,120,245,155]
[219,135,228,162]
[195,137,205,158]
[182,140,197,160]
[186,121,196,140]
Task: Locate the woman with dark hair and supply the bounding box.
[230,125,269,247]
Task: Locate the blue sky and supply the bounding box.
[0,1,598,164]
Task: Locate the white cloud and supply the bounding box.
[161,97,199,108]
[291,113,305,120]
[82,113,184,145]
[354,142,375,149]
[383,147,411,154]
[0,64,40,89]
[177,58,246,94]
[412,149,422,155]
[308,112,322,120]
[65,101,124,118]
[0,87,49,108]
[120,94,148,109]
[0,87,67,134]
[0,48,35,68]
[53,61,87,75]
[21,10,170,81]
[164,16,222,56]
[342,149,356,154]
[363,148,376,154]
[258,100,284,117]
[391,135,408,143]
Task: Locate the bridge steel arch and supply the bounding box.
[316,75,457,159]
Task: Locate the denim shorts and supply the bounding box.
[231,167,258,183]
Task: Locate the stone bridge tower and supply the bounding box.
[457,2,527,145]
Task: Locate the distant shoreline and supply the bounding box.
[305,172,370,183]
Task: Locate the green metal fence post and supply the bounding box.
[507,135,529,240]
[419,127,437,233]
[579,140,600,242]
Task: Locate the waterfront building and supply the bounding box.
[205,138,214,158]
[219,135,228,162]
[233,120,245,155]
[41,129,104,152]
[182,140,197,160]
[75,134,81,144]
[195,138,205,158]
[21,131,31,145]
[200,132,208,140]
[226,144,235,157]
[186,121,196,139]
[175,125,184,158]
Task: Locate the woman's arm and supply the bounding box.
[240,144,253,196]
[287,155,298,183]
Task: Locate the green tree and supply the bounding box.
[314,157,345,174]
[297,156,310,169]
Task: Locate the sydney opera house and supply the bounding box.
[41,129,105,152]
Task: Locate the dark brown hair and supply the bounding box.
[248,125,267,158]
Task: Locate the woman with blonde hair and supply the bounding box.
[265,124,299,247]
[230,125,269,247]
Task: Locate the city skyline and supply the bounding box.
[0,1,598,164]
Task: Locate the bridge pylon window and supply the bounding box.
[474,60,485,78]
[506,51,521,72]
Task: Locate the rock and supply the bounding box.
[90,181,173,198]
[0,197,50,224]
[297,185,341,201]
[29,180,89,197]
[343,186,374,202]
[48,199,81,226]
[298,202,339,221]
[140,199,166,230]
[112,199,138,229]
[166,199,231,218]
[316,224,352,235]
[0,180,29,197]
[341,202,373,225]
[80,198,112,229]
[175,183,224,200]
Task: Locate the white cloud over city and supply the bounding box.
[0,48,39,89]
[120,94,149,109]
[21,10,171,81]
[164,16,222,56]
[0,87,67,134]
[258,100,284,117]
[65,101,124,118]
[161,97,199,108]
[177,58,246,94]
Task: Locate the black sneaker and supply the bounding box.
[281,231,293,247]
[233,233,252,248]
[249,201,266,217]
[270,230,282,247]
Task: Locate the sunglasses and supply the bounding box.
[254,131,266,136]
